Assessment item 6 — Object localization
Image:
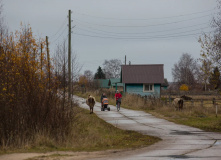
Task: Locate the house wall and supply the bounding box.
[125,83,161,97]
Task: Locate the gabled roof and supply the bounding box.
[121,64,164,84]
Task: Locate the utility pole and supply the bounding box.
[68,10,72,101]
[40,43,43,78]
[46,36,50,90]
[125,55,126,65]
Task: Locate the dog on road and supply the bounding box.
[86,95,96,114]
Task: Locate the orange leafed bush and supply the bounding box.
[78,75,88,87]
[0,24,73,148]
[179,84,189,91]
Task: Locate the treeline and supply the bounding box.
[170,2,221,92]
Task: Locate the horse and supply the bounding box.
[86,95,96,114]
[181,95,192,100]
[172,98,184,111]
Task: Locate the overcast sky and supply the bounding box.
[2,0,218,81]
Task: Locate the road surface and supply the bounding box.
[74,95,221,160]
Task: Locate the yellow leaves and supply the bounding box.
[0,24,59,95]
[78,75,88,86]
[180,84,189,91]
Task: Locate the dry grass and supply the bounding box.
[68,107,160,151]
[0,105,160,154]
[76,89,221,132]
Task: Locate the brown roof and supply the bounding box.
[122,64,164,84]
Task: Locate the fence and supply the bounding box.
[161,90,221,97]
[163,98,221,117]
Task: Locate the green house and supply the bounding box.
[94,79,110,88]
[109,78,123,89]
[94,78,124,90]
[121,64,164,97]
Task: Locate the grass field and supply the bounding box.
[76,90,221,132]
[0,106,160,155]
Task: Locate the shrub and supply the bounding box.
[180,84,189,91]
[0,25,73,149]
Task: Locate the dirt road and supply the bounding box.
[1,95,221,160]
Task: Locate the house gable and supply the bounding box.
[121,64,164,97]
[121,64,164,84]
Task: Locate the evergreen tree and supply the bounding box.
[108,79,111,86]
[94,66,106,79]
[164,78,169,86]
[209,67,220,89]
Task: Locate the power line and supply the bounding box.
[74,14,213,28]
[74,8,216,21]
[49,18,67,38]
[74,26,211,38]
[73,30,214,40]
[75,23,210,36]
[73,25,212,39]
[50,27,67,44]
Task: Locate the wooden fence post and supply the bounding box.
[201,99,203,107]
[216,104,218,118]
[169,94,171,104]
[212,98,218,118]
[213,99,216,107]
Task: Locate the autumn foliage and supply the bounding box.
[78,75,88,87]
[179,84,189,91]
[0,25,73,148]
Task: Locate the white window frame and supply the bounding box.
[143,84,154,92]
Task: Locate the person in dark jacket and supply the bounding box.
[100,93,106,107]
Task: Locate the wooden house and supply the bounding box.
[121,64,164,97]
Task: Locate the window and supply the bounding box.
[143,84,154,92]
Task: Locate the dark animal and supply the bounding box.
[86,95,96,114]
[181,95,192,100]
[172,98,184,111]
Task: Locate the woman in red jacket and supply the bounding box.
[115,90,122,111]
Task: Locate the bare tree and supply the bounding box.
[0,0,8,44]
[197,1,221,90]
[172,53,200,86]
[202,0,221,70]
[103,59,122,79]
[84,70,93,82]
[54,40,82,108]
[71,52,82,82]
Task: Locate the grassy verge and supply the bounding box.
[76,90,221,132]
[68,107,160,151]
[0,106,160,155]
[148,109,221,132]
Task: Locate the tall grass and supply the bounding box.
[77,88,221,132]
[60,107,160,151]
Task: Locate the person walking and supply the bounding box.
[115,90,122,111]
[100,93,106,107]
